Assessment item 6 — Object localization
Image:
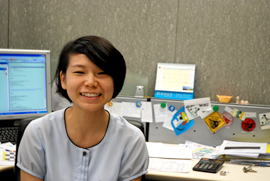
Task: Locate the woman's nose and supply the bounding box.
[84,74,98,87]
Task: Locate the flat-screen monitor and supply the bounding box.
[0,49,52,121]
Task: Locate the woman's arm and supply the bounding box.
[21,170,43,181]
[131,176,141,181]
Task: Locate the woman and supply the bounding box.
[17,35,149,181]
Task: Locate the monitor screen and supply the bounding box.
[0,49,52,121]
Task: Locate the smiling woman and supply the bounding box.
[16,36,149,181]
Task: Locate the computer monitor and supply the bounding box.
[0,49,52,122]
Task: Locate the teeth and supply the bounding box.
[81,93,99,97]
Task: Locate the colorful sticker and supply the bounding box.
[169,105,175,112]
[136,101,142,108]
[171,106,194,136]
[242,118,256,132]
[232,108,245,120]
[204,111,226,133]
[106,101,113,107]
[221,112,234,127]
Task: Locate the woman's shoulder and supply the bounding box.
[109,113,145,140]
[28,108,66,130]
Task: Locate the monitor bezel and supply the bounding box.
[0,48,52,121]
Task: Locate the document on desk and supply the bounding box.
[210,140,267,159]
[146,142,192,159]
[0,142,16,166]
[148,158,192,173]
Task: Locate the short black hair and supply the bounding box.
[54,35,126,102]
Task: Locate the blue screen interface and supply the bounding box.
[0,53,48,116]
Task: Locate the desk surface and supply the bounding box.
[1,161,270,181]
[146,159,270,181]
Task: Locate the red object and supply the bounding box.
[242,118,256,132]
[221,112,234,127]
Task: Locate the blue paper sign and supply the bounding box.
[171,106,194,136]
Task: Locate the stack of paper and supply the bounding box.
[210,140,267,159]
[146,142,193,173]
[0,142,16,166]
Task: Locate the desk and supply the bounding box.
[2,160,270,181]
[146,159,270,181]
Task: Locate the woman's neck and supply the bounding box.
[64,106,110,148]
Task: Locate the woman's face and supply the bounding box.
[60,54,114,112]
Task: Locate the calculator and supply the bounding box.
[193,158,224,173]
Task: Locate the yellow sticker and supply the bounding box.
[182,112,189,123]
[106,101,113,107]
[204,111,226,133]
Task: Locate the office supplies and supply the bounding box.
[146,142,192,159]
[193,158,224,173]
[154,63,196,100]
[230,159,270,166]
[0,142,16,166]
[149,158,192,173]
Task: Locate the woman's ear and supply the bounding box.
[60,71,67,90]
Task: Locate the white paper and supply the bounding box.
[0,142,16,166]
[162,110,177,130]
[141,102,153,123]
[104,102,123,116]
[237,111,256,121]
[210,140,267,159]
[184,97,212,120]
[224,106,233,114]
[122,102,141,118]
[146,142,192,159]
[184,140,218,159]
[259,112,270,130]
[153,104,168,123]
[148,158,192,173]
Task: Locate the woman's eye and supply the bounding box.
[98,72,107,75]
[74,71,84,74]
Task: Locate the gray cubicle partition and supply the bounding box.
[149,98,270,146]
[112,96,149,140]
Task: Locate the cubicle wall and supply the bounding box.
[113,96,270,147]
[149,98,270,146]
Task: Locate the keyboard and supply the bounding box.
[0,127,18,144]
